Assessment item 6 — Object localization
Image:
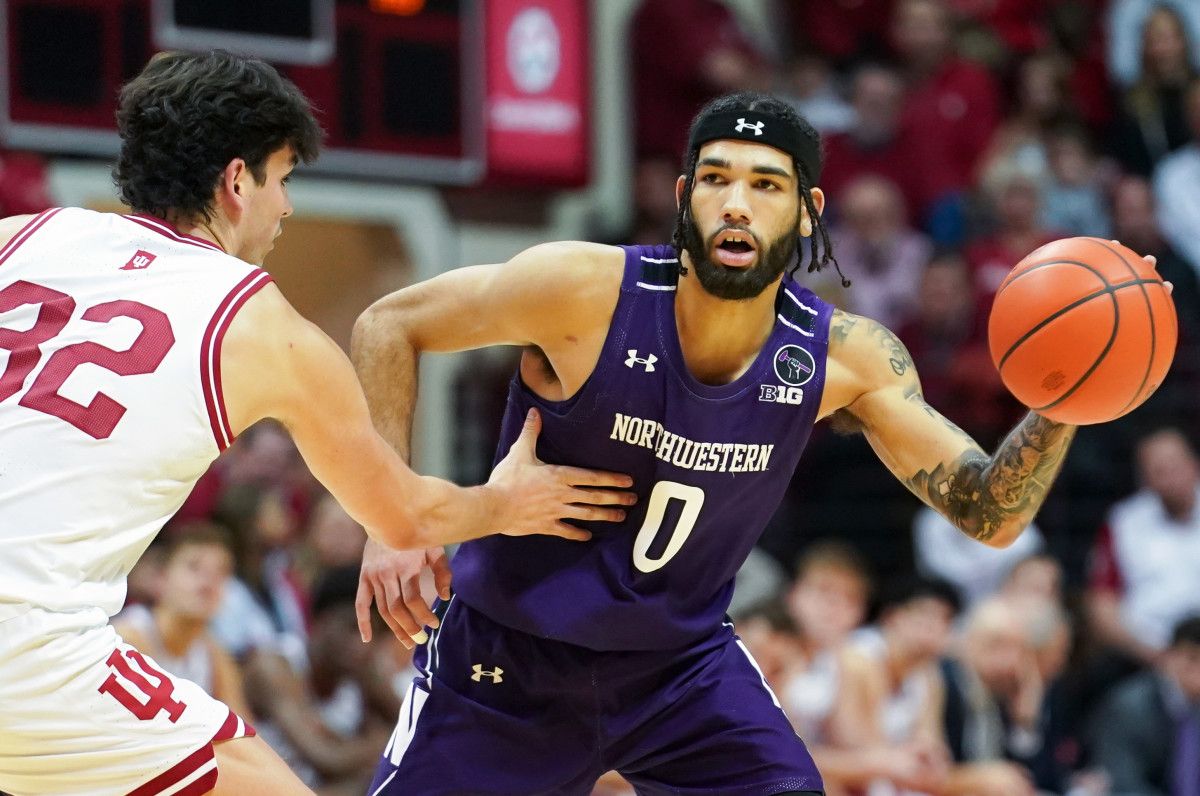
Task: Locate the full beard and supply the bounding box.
[681,213,799,301]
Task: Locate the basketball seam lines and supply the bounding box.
[1031,289,1123,413]
[1090,239,1156,417]
[997,276,1160,370]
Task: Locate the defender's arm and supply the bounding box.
[350,241,624,456]
[826,311,1075,548]
[221,283,625,551]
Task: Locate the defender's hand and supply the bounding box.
[486,408,636,541]
[356,538,452,649]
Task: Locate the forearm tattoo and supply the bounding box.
[907,412,1075,543]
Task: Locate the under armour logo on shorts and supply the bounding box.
[735,118,764,136]
[471,664,504,683]
[625,350,657,372]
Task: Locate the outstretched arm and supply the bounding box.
[349,242,627,645]
[823,311,1075,548]
[221,281,629,552]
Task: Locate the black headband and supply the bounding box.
[687,109,821,183]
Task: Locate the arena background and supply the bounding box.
[3,1,1200,794]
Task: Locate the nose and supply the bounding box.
[721,182,752,226]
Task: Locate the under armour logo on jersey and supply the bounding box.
[735,118,764,136]
[625,350,658,372]
[120,250,157,271]
[471,664,504,683]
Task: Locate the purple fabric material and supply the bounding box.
[369,599,824,795]
[1176,710,1200,796]
[451,243,834,651]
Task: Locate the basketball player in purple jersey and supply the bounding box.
[352,93,1078,794]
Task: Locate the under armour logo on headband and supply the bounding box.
[734,118,764,136]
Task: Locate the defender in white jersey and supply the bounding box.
[0,51,633,796]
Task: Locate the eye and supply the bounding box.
[699,173,724,184]
[755,179,780,191]
[282,175,292,185]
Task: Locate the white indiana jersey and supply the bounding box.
[0,207,271,622]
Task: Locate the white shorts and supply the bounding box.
[0,607,254,796]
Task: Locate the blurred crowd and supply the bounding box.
[620,0,1200,794]
[4,0,1200,793]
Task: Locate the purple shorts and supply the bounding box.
[369,597,824,796]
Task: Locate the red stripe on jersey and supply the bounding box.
[125,744,213,796]
[173,769,219,796]
[123,708,252,796]
[213,708,256,740]
[200,271,273,450]
[0,207,64,267]
[122,214,224,253]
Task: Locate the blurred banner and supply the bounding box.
[484,0,589,187]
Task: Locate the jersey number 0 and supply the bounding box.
[632,480,706,573]
[0,280,175,439]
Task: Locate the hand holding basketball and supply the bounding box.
[987,237,1177,425]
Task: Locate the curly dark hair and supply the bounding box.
[113,50,322,221]
[672,92,848,287]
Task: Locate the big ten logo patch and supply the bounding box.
[98,648,187,722]
[759,384,803,405]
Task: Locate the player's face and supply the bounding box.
[679,140,820,301]
[237,145,296,265]
[161,544,234,621]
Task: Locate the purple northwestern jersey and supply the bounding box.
[452,243,834,651]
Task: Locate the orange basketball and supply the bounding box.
[987,237,1177,425]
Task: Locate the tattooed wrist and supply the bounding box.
[907,412,1074,544]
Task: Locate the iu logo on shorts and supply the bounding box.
[98,648,187,722]
[120,249,157,270]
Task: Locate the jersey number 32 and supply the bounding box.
[0,280,174,439]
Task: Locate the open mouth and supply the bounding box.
[713,231,758,267]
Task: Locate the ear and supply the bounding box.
[215,158,250,220]
[799,186,826,238]
[675,175,688,209]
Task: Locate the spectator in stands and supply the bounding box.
[784,0,896,68]
[1111,5,1199,176]
[245,567,398,796]
[781,548,945,795]
[1108,0,1200,88]
[998,553,1064,608]
[1091,615,1200,796]
[965,172,1060,299]
[854,577,960,796]
[951,0,1051,65]
[1087,427,1200,669]
[897,252,1021,448]
[302,492,367,587]
[939,599,1042,796]
[210,486,310,667]
[824,175,932,328]
[890,0,1002,243]
[913,506,1044,609]
[1040,124,1111,238]
[820,63,922,223]
[776,53,855,136]
[977,52,1073,194]
[114,524,251,720]
[1154,78,1200,277]
[631,0,767,162]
